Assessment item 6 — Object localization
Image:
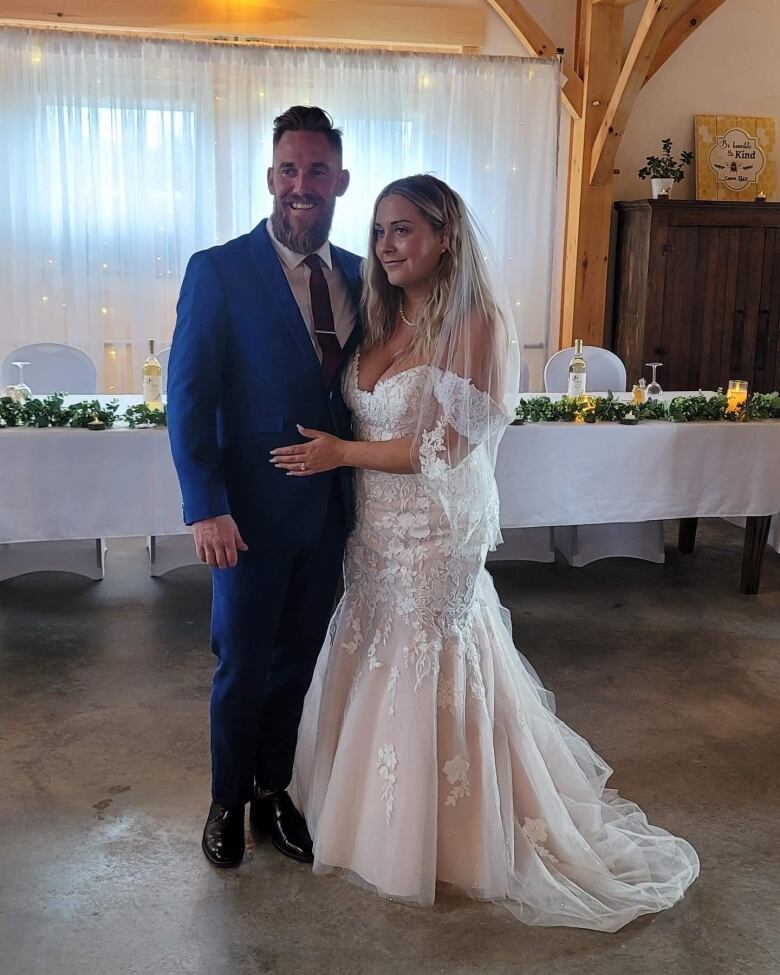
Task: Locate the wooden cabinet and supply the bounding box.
[610,200,780,393]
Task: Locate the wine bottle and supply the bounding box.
[567,339,587,397]
[142,339,163,411]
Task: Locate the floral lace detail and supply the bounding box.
[464,635,486,703]
[347,665,363,706]
[404,628,442,691]
[366,628,384,671]
[432,368,492,444]
[437,674,459,715]
[522,817,560,866]
[418,419,448,480]
[377,744,398,824]
[343,615,362,656]
[339,353,494,705]
[387,666,400,717]
[442,754,471,807]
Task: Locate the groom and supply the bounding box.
[167,106,362,867]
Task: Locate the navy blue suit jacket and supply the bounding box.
[167,219,362,543]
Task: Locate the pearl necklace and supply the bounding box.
[399,296,418,329]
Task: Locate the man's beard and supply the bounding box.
[271,195,336,254]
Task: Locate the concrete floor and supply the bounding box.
[1,523,779,975]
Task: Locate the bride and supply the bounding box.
[270,174,699,931]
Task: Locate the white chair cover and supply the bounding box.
[157,347,171,395]
[2,344,101,579]
[544,346,664,566]
[2,343,97,395]
[544,345,627,394]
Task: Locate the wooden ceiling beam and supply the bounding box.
[589,0,688,185]
[0,1,486,51]
[644,0,729,83]
[483,0,584,119]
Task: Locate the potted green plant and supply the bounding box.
[638,138,694,198]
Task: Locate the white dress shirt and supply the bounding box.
[266,218,358,360]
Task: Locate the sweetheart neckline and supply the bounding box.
[352,350,429,396]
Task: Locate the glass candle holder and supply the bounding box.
[726,379,748,413]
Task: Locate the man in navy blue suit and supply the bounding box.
[167,107,362,868]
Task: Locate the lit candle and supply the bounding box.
[726,379,748,413]
[576,395,595,423]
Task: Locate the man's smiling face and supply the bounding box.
[267,130,350,254]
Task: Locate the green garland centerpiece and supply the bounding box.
[0,395,165,429]
[124,403,168,428]
[2,389,779,430]
[513,390,780,425]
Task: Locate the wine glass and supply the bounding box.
[11,361,32,401]
[645,361,663,398]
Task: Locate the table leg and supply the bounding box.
[678,518,698,554]
[740,516,772,595]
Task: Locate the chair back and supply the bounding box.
[156,347,171,394]
[543,346,627,393]
[2,343,98,395]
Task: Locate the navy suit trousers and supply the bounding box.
[209,482,347,808]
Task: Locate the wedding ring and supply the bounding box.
[300,462,306,471]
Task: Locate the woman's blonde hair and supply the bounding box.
[361,174,468,360]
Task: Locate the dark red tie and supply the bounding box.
[304,254,342,387]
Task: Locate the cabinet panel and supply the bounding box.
[659,227,698,389]
[756,228,780,393]
[612,202,780,395]
[729,228,765,389]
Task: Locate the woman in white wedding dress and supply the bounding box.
[271,175,698,931]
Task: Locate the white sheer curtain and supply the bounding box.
[0,27,560,393]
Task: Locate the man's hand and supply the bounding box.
[192,514,248,569]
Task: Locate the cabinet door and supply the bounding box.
[755,228,780,393]
[657,226,704,389]
[729,228,766,389]
[658,226,765,391]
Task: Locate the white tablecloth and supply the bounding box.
[1,428,184,543]
[2,419,780,545]
[496,421,780,528]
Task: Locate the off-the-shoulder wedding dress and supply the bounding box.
[291,353,698,932]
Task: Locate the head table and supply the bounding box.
[1,394,779,593]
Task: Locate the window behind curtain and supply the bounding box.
[0,29,560,392]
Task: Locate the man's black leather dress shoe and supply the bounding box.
[250,788,314,862]
[202,801,245,867]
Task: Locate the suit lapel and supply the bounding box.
[249,220,321,373]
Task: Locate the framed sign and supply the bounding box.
[695,115,776,200]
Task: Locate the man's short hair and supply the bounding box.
[272,106,343,157]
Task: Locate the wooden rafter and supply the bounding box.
[483,0,584,119]
[560,0,624,348]
[644,0,730,83]
[0,1,486,51]
[589,0,688,186]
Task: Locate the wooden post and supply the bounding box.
[559,0,624,350]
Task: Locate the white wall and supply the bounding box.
[480,0,779,203]
[614,0,780,201]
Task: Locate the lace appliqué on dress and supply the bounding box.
[442,754,471,807]
[377,744,398,825]
[522,817,560,866]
